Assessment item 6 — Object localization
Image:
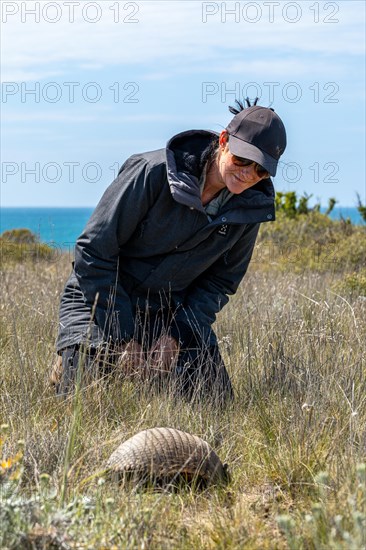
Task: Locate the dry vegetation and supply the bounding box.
[1,214,365,549]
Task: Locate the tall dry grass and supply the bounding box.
[1,242,365,548]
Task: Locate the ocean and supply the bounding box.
[0,206,364,250]
[0,207,94,251]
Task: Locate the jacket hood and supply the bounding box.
[165,129,275,219]
[166,130,217,211]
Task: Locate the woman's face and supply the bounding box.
[217,131,270,194]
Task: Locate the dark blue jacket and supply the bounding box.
[56,130,275,352]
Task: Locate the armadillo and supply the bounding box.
[106,427,228,485]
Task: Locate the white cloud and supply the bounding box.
[1,1,364,81]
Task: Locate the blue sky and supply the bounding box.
[1,0,365,207]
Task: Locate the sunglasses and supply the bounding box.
[231,155,270,178]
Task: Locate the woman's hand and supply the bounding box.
[149,335,180,374]
[115,339,145,375]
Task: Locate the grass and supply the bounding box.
[0,217,365,549]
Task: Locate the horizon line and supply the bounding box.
[1,205,362,210]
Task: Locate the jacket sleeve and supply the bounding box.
[170,223,260,347]
[73,155,158,343]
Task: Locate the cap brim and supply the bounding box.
[228,135,278,177]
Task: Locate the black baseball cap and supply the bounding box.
[226,105,287,177]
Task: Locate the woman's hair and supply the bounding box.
[202,97,261,170]
[199,97,261,174]
[200,136,220,172]
[228,96,259,115]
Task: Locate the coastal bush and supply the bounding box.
[1,228,39,244]
[356,192,366,222]
[255,210,366,273]
[332,270,366,296]
[0,228,55,266]
[275,191,337,218]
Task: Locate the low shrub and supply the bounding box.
[255,211,365,273]
[0,229,55,266]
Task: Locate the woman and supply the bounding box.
[53,98,287,403]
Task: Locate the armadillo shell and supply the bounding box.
[106,427,226,484]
